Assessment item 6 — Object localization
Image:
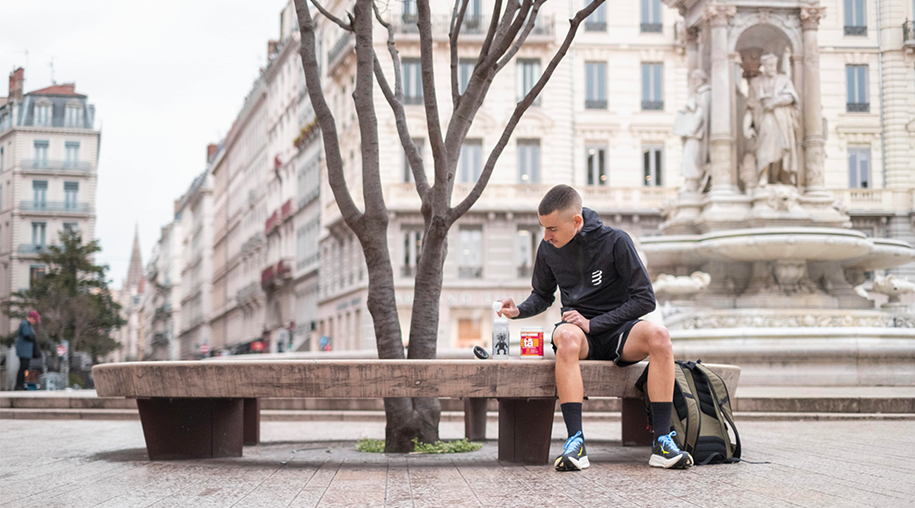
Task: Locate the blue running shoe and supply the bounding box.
[649,431,693,469]
[554,431,589,471]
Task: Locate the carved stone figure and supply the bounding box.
[653,271,712,296]
[871,274,915,305]
[743,53,801,186]
[673,70,711,193]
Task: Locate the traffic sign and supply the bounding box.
[57,344,67,357]
[200,343,210,355]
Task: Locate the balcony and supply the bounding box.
[236,282,259,304]
[844,25,867,36]
[642,101,664,111]
[584,21,606,32]
[585,99,607,110]
[20,201,91,214]
[393,14,553,41]
[265,210,279,235]
[458,266,483,279]
[18,244,50,255]
[327,32,355,73]
[261,258,294,290]
[281,199,293,221]
[154,304,172,319]
[904,20,915,47]
[401,265,416,278]
[640,23,663,33]
[19,159,91,172]
[830,188,915,212]
[847,102,870,113]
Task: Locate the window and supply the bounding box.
[844,0,867,35]
[30,265,46,287]
[459,139,483,183]
[402,228,422,277]
[33,180,48,208]
[641,0,662,32]
[462,0,483,32]
[66,105,83,127]
[516,226,540,278]
[642,63,663,110]
[64,182,79,210]
[517,139,540,184]
[846,65,869,112]
[403,0,417,20]
[516,59,541,105]
[32,222,46,246]
[585,62,607,109]
[402,59,423,105]
[459,59,475,95]
[0,146,4,171]
[0,184,2,210]
[65,142,80,167]
[33,140,49,168]
[587,146,607,186]
[35,103,51,126]
[403,137,424,183]
[586,3,606,31]
[458,226,483,279]
[63,222,78,234]
[848,148,870,188]
[643,146,663,186]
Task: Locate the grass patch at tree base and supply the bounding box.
[356,437,483,454]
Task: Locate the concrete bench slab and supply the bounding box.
[92,359,740,464]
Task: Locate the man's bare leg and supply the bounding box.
[551,324,590,471]
[552,324,589,404]
[620,321,692,468]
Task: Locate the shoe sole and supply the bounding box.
[649,452,693,469]
[554,455,590,471]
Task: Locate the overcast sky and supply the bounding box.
[1,0,288,289]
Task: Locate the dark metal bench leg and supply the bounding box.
[498,398,554,464]
[136,398,244,460]
[244,398,260,446]
[463,397,487,442]
[621,397,653,446]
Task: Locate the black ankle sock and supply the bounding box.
[651,402,672,442]
[561,402,583,439]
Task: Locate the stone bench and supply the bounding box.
[92,359,740,464]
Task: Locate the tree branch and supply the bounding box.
[373,4,431,200]
[309,0,353,31]
[449,0,470,107]
[294,0,364,234]
[416,0,447,185]
[495,0,547,71]
[484,0,531,68]
[477,0,503,61]
[448,0,606,223]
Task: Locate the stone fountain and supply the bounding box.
[644,0,915,385]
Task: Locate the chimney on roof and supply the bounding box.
[8,67,24,101]
[268,40,279,58]
[207,143,218,164]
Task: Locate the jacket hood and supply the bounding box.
[579,207,603,236]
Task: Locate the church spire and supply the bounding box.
[126,225,143,289]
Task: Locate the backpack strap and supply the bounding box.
[693,363,742,460]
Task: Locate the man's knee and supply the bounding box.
[646,325,672,356]
[553,325,585,357]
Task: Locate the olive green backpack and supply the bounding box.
[635,360,741,465]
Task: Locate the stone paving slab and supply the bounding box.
[2,419,914,507]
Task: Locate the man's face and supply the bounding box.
[539,209,583,248]
[26,317,36,325]
[763,61,776,77]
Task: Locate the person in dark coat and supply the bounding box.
[14,311,40,390]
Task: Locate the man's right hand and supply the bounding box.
[497,298,520,318]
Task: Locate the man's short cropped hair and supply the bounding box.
[538,185,582,216]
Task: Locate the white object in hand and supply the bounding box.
[492,301,502,312]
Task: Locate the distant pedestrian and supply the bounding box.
[14,311,40,390]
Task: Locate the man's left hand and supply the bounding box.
[562,310,590,334]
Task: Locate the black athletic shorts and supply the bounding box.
[550,319,643,367]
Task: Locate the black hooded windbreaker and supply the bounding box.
[514,207,656,334]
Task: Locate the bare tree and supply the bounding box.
[294,0,604,452]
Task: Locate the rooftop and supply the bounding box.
[27,83,85,97]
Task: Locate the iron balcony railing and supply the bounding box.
[904,20,915,46]
[847,102,870,113]
[586,99,608,110]
[584,21,606,32]
[642,101,664,111]
[844,25,867,36]
[19,159,91,172]
[327,32,355,70]
[396,14,553,38]
[458,266,483,279]
[20,201,91,213]
[641,23,662,33]
[18,244,50,254]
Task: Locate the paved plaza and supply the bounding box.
[1,418,913,507]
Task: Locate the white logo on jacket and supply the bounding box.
[592,270,603,286]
